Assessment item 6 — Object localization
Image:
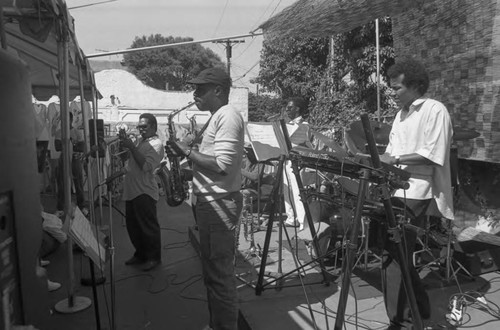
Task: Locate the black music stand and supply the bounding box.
[333,114,423,330]
[255,120,332,295]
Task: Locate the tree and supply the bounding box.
[122,34,225,91]
[255,18,397,140]
[248,92,283,122]
[254,36,330,100]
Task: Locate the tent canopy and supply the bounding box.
[1,0,97,100]
[258,0,420,38]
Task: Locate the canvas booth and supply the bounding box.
[1,0,100,328]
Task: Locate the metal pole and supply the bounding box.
[107,186,116,330]
[60,29,75,308]
[375,19,381,121]
[54,15,91,315]
[86,32,260,58]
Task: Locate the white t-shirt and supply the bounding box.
[193,104,244,201]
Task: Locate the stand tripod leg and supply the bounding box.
[288,157,330,285]
[443,223,474,282]
[256,156,285,295]
[335,168,370,330]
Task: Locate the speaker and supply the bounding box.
[454,241,500,275]
[89,119,104,158]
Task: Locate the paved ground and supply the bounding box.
[40,193,500,330]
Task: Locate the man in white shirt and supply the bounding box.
[380,58,454,329]
[282,97,312,231]
[167,68,244,330]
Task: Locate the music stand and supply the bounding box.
[254,120,331,295]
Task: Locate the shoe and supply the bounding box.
[40,259,50,267]
[141,259,161,271]
[48,280,61,292]
[285,219,299,227]
[125,256,145,266]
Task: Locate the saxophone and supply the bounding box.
[158,102,195,207]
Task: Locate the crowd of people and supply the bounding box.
[43,59,453,330]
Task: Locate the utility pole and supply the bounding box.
[213,39,244,79]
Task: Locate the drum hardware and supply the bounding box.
[353,216,383,271]
[412,217,473,282]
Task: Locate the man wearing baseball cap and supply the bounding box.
[167,67,244,330]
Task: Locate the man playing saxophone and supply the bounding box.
[119,113,164,272]
[166,67,244,330]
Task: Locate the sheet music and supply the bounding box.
[246,122,285,161]
[69,207,106,270]
[246,122,304,161]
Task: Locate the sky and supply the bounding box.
[69,0,297,92]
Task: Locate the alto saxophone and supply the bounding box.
[158,102,196,207]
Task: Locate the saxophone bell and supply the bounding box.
[157,102,195,207]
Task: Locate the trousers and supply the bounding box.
[125,194,161,261]
[382,198,432,329]
[196,191,243,330]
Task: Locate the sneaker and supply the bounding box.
[48,280,61,292]
[285,219,299,227]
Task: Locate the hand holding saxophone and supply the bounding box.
[166,140,190,158]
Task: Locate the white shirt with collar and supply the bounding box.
[385,97,454,220]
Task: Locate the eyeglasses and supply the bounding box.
[136,124,149,130]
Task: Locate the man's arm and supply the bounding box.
[380,152,435,166]
[187,149,225,174]
[121,137,147,169]
[241,164,260,182]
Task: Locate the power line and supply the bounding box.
[233,37,258,61]
[85,32,262,58]
[269,0,285,18]
[235,0,284,61]
[233,61,260,82]
[213,39,245,77]
[250,0,278,31]
[68,0,117,10]
[213,0,230,37]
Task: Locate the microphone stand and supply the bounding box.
[105,178,117,330]
[97,173,122,330]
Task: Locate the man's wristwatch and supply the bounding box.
[394,155,401,166]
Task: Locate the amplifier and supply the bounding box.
[453,244,500,275]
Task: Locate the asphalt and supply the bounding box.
[39,193,500,330]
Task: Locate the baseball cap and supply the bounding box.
[187,67,231,87]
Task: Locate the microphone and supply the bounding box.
[100,170,126,186]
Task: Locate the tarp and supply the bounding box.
[258,0,419,37]
[1,0,97,100]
